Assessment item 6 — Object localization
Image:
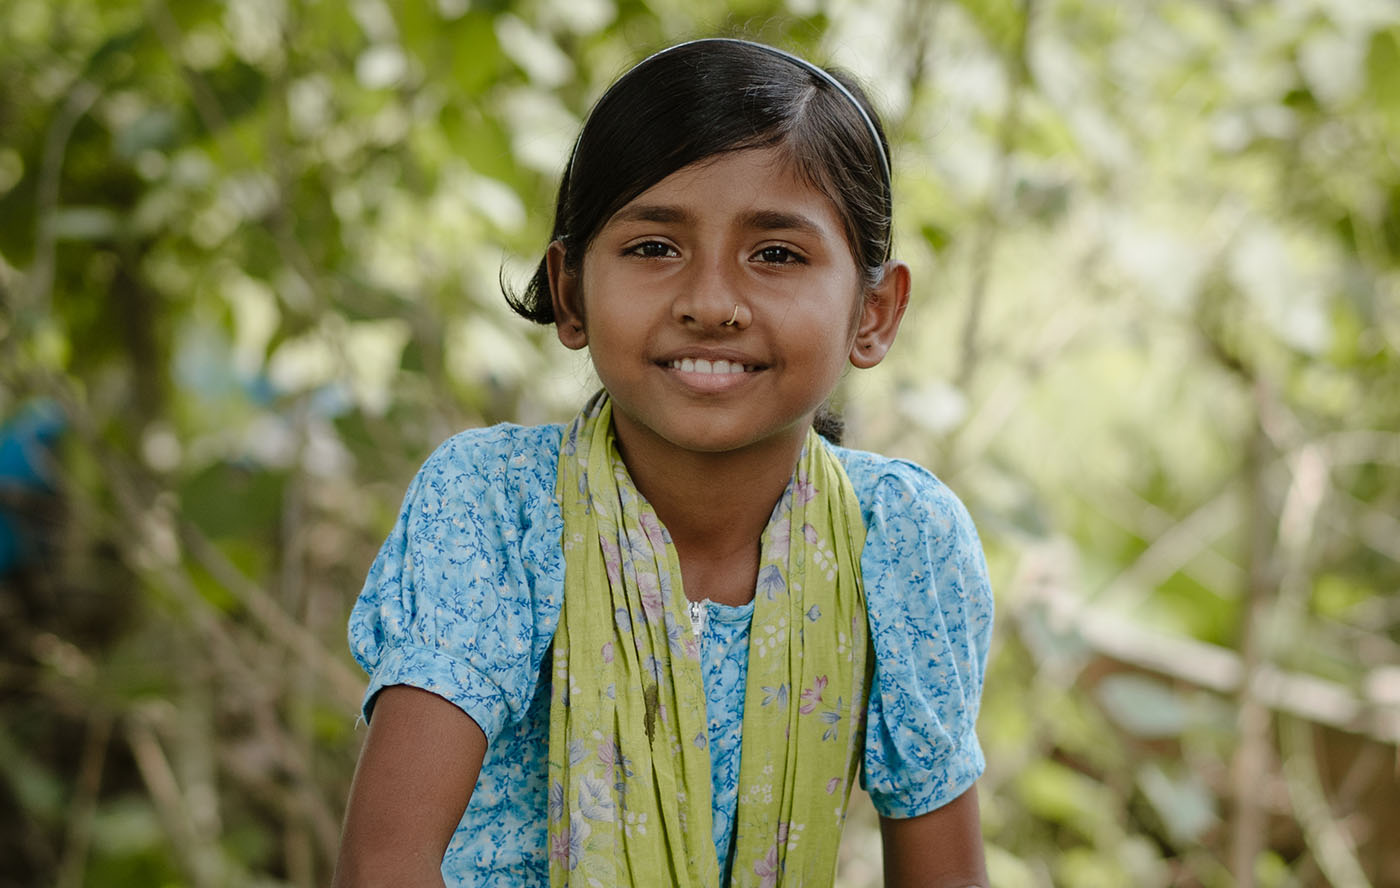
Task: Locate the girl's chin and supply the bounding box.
[611,408,813,461]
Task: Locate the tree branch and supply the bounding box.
[955,0,1038,391]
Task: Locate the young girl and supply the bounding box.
[335,38,993,888]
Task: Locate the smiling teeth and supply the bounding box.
[670,358,752,374]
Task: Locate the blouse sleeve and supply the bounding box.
[854,457,994,818]
[347,425,565,743]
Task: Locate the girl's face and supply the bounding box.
[549,147,908,464]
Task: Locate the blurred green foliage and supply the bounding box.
[1,0,1397,886]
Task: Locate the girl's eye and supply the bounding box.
[627,241,677,259]
[755,245,805,265]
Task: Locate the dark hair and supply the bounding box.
[504,38,893,326]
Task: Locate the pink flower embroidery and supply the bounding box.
[799,675,828,715]
[768,516,792,561]
[639,510,667,550]
[550,829,571,865]
[599,536,622,586]
[793,476,817,504]
[639,572,664,620]
[754,846,780,888]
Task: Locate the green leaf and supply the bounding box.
[984,843,1038,888]
[114,109,178,158]
[1137,761,1218,844]
[951,0,1024,57]
[448,11,506,96]
[1015,759,1120,841]
[0,724,64,821]
[179,461,287,541]
[49,206,121,240]
[1094,673,1187,738]
[1365,27,1400,134]
[91,797,165,856]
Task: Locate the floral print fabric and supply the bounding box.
[348,421,993,886]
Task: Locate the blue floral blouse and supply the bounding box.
[348,423,993,886]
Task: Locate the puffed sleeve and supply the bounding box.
[347,424,565,743]
[846,454,994,818]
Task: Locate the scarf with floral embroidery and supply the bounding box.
[548,393,871,887]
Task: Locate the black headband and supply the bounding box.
[568,38,894,260]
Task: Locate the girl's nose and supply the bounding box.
[672,257,745,328]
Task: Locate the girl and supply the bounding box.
[335,38,993,888]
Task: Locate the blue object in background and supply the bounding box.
[0,399,66,575]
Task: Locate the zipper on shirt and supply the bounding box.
[688,598,707,637]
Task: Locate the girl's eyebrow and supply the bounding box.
[611,204,692,225]
[610,204,826,237]
[739,209,825,237]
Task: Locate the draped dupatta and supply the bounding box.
[549,394,871,886]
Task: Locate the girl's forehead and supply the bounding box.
[605,147,846,235]
[646,147,784,186]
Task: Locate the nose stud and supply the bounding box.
[722,304,740,327]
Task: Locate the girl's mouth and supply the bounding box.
[665,358,758,374]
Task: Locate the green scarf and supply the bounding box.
[549,394,871,887]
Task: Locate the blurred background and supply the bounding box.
[2,0,1398,885]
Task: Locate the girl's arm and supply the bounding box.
[879,783,988,888]
[332,685,488,888]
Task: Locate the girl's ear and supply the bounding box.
[547,240,588,350]
[849,260,911,369]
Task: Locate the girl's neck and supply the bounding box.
[612,418,810,605]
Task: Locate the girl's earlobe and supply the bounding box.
[849,260,911,369]
[548,240,589,350]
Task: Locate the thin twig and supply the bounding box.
[55,711,113,888]
[946,290,1089,473]
[126,713,223,888]
[28,80,101,321]
[1088,478,1245,594]
[893,0,940,136]
[1093,486,1240,610]
[279,399,319,887]
[26,365,359,884]
[955,0,1038,391]
[181,524,365,710]
[145,0,229,136]
[31,366,362,709]
[1229,382,1282,888]
[217,741,344,868]
[1017,575,1400,743]
[1279,716,1374,888]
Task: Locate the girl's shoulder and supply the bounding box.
[414,422,565,490]
[395,423,567,538]
[427,421,564,465]
[828,443,977,535]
